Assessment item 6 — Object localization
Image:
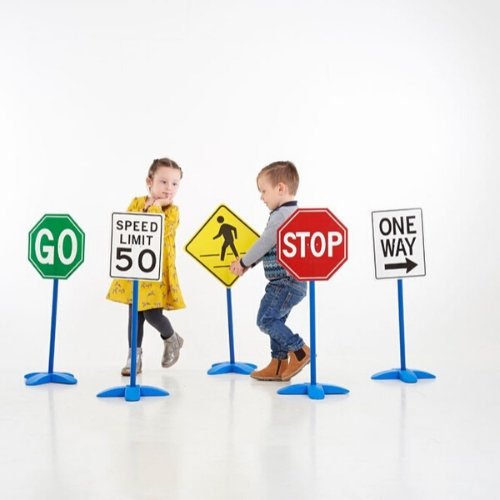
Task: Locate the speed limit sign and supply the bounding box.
[109,212,164,281]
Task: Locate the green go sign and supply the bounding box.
[28,214,85,279]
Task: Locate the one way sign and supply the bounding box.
[372,208,426,279]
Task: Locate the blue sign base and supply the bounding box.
[97,384,169,402]
[372,280,436,385]
[371,368,436,384]
[277,282,349,400]
[96,281,169,402]
[25,279,78,388]
[207,289,256,376]
[278,382,349,400]
[24,371,77,386]
[208,361,257,375]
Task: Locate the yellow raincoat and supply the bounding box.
[106,196,186,311]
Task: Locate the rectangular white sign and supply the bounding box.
[109,212,164,281]
[372,208,426,279]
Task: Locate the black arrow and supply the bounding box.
[384,258,418,273]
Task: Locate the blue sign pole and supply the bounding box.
[207,287,257,375]
[372,279,436,383]
[97,280,169,401]
[25,279,77,386]
[129,280,139,389]
[278,281,349,400]
[397,278,407,371]
[47,278,58,374]
[227,287,235,364]
[309,280,317,386]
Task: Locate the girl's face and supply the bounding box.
[146,166,182,203]
[257,174,284,211]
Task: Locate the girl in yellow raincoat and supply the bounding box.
[107,158,186,376]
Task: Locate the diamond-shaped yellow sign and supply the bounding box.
[185,204,260,287]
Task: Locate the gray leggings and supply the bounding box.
[128,306,174,347]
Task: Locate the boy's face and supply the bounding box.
[146,166,181,204]
[257,174,284,211]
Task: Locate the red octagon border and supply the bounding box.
[277,208,348,281]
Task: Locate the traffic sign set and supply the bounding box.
[370,208,434,383]
[99,212,168,401]
[276,208,349,399]
[25,214,85,386]
[185,205,260,375]
[25,205,434,399]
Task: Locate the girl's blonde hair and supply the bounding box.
[148,158,183,179]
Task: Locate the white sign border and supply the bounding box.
[371,207,426,280]
[109,211,164,281]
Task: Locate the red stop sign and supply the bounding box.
[277,208,348,281]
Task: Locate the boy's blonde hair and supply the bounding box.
[257,161,299,195]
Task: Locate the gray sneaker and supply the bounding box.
[162,333,184,368]
[121,347,143,376]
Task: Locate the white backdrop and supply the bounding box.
[1,0,499,376]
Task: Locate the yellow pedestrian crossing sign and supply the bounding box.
[185,204,260,287]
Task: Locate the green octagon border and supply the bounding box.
[28,214,85,279]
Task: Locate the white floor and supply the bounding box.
[2,352,499,500]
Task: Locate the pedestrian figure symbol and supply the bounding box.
[185,204,259,287]
[213,216,239,260]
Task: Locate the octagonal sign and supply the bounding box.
[28,214,85,279]
[277,208,348,281]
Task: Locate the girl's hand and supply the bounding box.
[153,197,172,208]
[144,197,155,210]
[144,196,172,210]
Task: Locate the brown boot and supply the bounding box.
[281,345,310,380]
[251,358,289,381]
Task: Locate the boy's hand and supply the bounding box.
[230,259,247,277]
